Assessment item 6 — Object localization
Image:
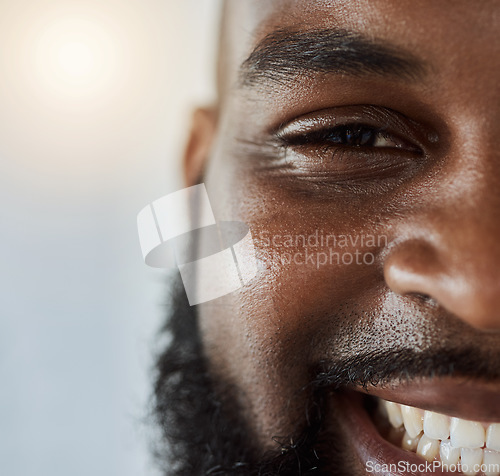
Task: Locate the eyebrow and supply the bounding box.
[239,28,427,88]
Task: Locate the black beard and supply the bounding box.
[151,278,345,475]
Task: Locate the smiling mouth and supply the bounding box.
[333,386,500,476]
[373,398,500,475]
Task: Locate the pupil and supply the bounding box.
[344,126,375,146]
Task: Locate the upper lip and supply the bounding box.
[352,376,500,422]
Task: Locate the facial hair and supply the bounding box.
[151,278,349,475]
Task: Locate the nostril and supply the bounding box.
[403,292,440,309]
[384,237,500,329]
[410,292,433,303]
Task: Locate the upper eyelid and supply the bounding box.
[271,105,425,140]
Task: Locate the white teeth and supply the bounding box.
[402,431,421,451]
[450,417,485,449]
[416,434,440,462]
[423,410,450,440]
[385,401,404,428]
[487,424,500,451]
[483,449,500,476]
[460,448,483,476]
[440,438,461,466]
[401,405,424,438]
[377,398,500,474]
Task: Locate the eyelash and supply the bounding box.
[277,123,417,152]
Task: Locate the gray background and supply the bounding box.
[0,1,219,474]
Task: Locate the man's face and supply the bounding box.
[187,0,500,474]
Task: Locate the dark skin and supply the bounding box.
[181,1,500,473]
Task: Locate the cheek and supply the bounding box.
[200,146,387,379]
[197,144,394,443]
[202,148,385,351]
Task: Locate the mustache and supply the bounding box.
[310,347,500,390]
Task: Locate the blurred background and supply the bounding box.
[0,1,220,474]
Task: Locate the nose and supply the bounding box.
[384,206,500,331]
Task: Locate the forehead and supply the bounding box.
[227,0,497,39]
[222,0,500,92]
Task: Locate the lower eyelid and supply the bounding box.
[249,140,427,196]
[280,142,425,178]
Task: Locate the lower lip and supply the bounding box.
[335,391,449,476]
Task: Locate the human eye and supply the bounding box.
[271,105,428,188]
[277,123,414,149]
